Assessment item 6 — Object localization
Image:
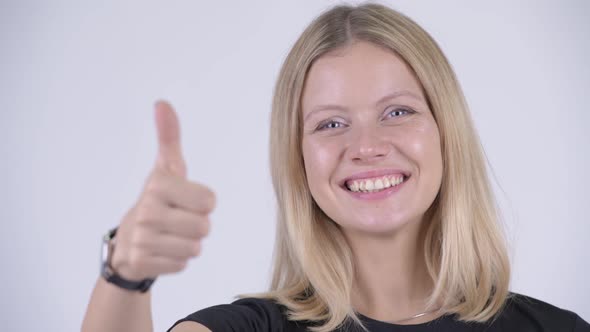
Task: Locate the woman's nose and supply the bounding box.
[347,127,391,163]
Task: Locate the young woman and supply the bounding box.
[82,3,589,332]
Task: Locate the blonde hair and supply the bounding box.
[241,3,511,331]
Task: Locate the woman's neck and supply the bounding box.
[344,219,439,324]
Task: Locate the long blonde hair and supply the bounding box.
[242,3,510,331]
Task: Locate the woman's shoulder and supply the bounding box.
[494,292,589,331]
[167,297,307,332]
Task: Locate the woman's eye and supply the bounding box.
[317,121,344,131]
[385,108,411,119]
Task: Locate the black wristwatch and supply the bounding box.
[100,227,156,293]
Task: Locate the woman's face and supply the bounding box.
[301,41,443,235]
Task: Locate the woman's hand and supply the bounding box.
[110,100,216,281]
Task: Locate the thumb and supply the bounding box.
[154,100,187,178]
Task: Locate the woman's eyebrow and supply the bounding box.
[303,90,424,123]
[303,104,348,123]
[375,90,424,105]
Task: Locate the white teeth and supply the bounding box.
[383,177,391,187]
[346,175,406,193]
[374,179,384,190]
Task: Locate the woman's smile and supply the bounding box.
[339,169,411,201]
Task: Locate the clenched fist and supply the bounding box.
[110,101,216,281]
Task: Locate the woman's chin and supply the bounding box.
[337,214,417,236]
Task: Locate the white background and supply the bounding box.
[1,0,588,331]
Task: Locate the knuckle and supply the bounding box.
[134,207,151,225]
[191,242,202,256]
[193,184,215,212]
[207,191,216,210]
[135,202,161,226]
[144,177,166,198]
[174,260,187,272]
[201,218,211,237]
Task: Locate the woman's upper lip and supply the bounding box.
[340,168,411,186]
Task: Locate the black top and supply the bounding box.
[167,292,589,332]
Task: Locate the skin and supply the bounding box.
[301,41,444,323]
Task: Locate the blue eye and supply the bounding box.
[385,108,411,118]
[317,120,344,131]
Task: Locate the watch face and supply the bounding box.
[101,236,109,267]
[100,228,116,274]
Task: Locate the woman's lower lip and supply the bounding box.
[344,178,407,200]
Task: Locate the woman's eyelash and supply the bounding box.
[315,107,413,131]
[316,120,345,131]
[385,107,413,118]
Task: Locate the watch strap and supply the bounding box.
[101,227,156,293]
[102,264,156,293]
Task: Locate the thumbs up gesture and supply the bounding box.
[110,101,216,281]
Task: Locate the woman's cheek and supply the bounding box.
[303,139,326,182]
[303,138,342,196]
[401,119,441,162]
[409,122,443,191]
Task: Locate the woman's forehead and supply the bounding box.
[301,41,425,114]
